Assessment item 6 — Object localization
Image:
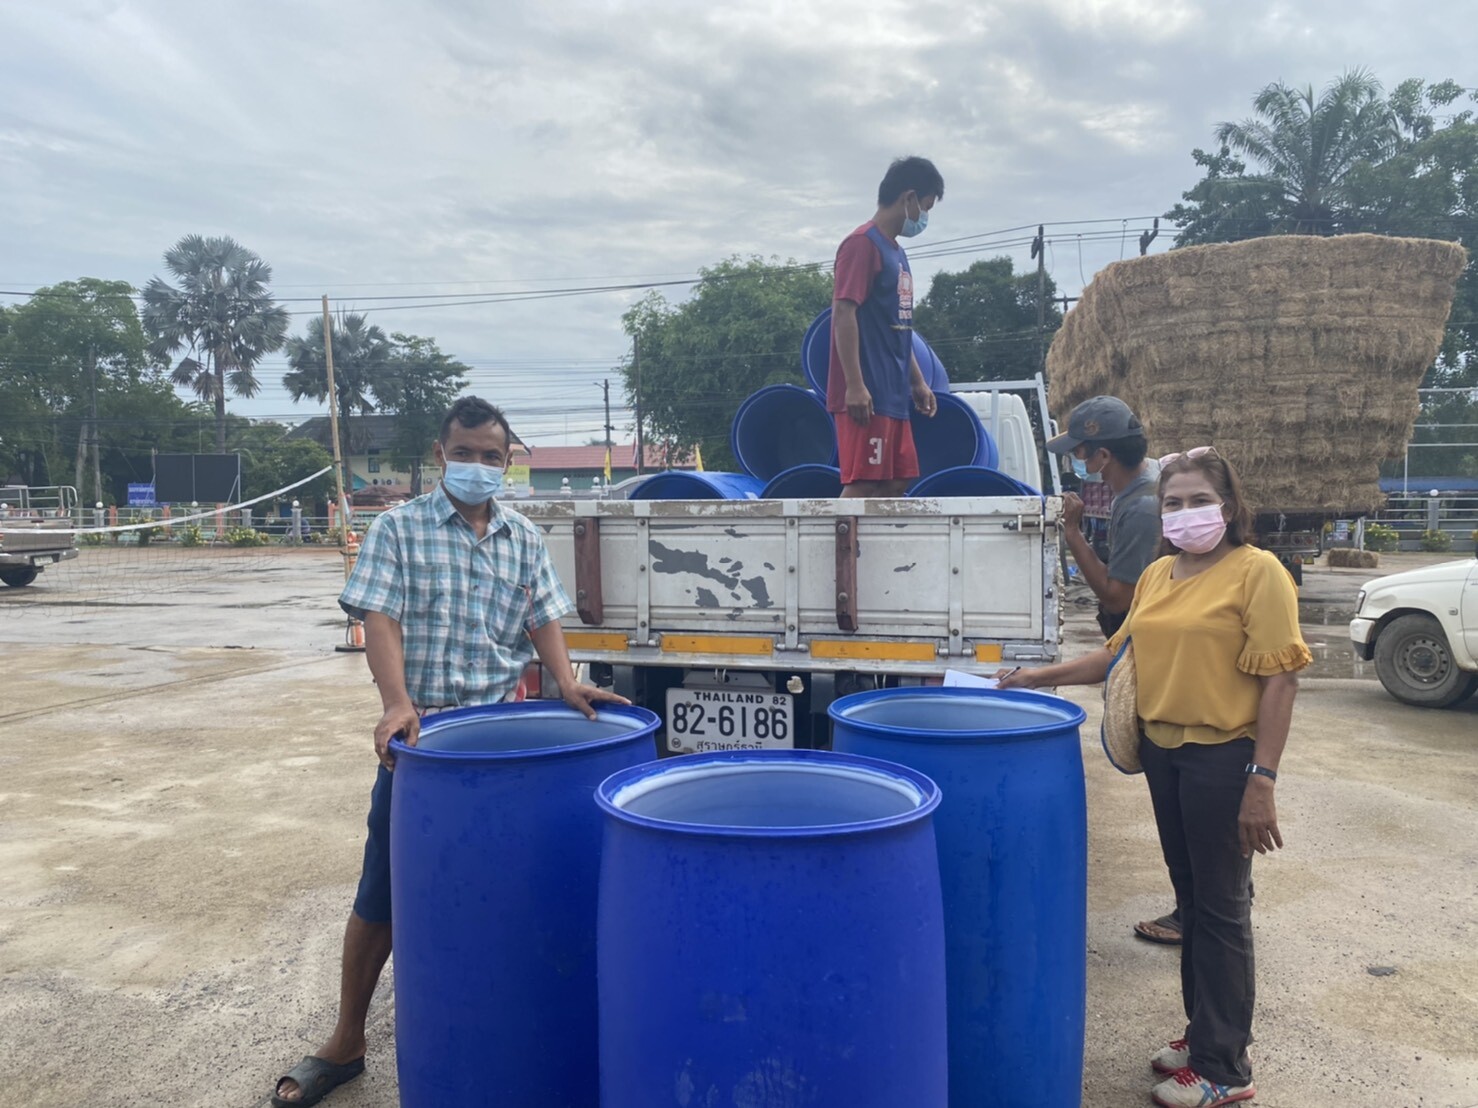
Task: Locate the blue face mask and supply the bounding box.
[900,195,929,238]
[442,460,505,504]
[1071,456,1103,484]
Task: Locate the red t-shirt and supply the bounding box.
[826,222,915,420]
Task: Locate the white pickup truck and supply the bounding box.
[0,485,80,588]
[1350,556,1478,708]
[517,381,1064,754]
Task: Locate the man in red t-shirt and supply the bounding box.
[828,156,944,497]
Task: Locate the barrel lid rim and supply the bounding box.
[595,748,941,838]
[827,686,1088,739]
[388,701,661,763]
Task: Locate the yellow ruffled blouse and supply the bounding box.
[1107,544,1312,749]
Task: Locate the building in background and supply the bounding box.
[524,443,696,494]
[286,415,529,497]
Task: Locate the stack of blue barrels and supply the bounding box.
[631,308,1036,500]
[389,686,1089,1107]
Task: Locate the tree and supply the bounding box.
[0,279,150,501]
[1170,70,1398,239]
[224,418,334,507]
[619,257,833,470]
[141,235,289,454]
[913,258,1063,382]
[376,333,469,495]
[283,312,393,494]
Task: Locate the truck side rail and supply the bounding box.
[515,495,1062,676]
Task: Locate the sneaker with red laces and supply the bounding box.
[1151,1038,1190,1074]
[1151,1066,1255,1107]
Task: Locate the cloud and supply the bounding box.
[0,0,1471,439]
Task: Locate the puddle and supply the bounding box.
[1298,600,1376,680]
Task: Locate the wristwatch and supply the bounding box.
[1244,764,1278,782]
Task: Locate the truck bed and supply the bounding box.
[515,495,1062,676]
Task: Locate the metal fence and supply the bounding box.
[1368,493,1478,553]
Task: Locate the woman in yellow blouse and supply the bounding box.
[1001,449,1310,1108]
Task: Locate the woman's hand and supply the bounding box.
[1237,776,1282,858]
[996,667,1044,690]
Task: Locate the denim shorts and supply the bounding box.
[351,704,460,924]
[352,764,395,924]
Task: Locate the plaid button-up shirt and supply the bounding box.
[339,485,574,709]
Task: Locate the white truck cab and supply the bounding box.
[1350,556,1478,708]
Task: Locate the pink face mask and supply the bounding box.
[1162,503,1227,554]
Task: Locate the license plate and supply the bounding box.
[665,687,795,754]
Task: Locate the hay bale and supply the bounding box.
[1046,234,1467,514]
[1327,548,1379,569]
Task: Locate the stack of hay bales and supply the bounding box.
[1046,234,1467,514]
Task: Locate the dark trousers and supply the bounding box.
[1140,735,1256,1087]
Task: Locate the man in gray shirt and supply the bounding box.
[1048,396,1181,945]
[1047,396,1160,639]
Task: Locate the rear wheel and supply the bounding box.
[1373,613,1478,709]
[0,566,39,587]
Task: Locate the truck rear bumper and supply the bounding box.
[0,548,77,568]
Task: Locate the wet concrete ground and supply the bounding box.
[0,548,1474,1107]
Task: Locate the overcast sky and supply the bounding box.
[1,0,1469,447]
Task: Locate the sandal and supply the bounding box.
[1134,912,1183,945]
[271,1055,366,1107]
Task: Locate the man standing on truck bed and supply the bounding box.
[828,156,942,497]
[1048,396,1183,946]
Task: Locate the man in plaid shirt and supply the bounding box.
[272,397,628,1107]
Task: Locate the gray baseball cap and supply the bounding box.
[1046,395,1143,454]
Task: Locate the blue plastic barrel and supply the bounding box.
[830,688,1089,1108]
[805,308,953,399]
[801,307,832,396]
[629,471,764,500]
[761,463,843,499]
[912,391,998,476]
[730,384,837,481]
[908,465,1038,498]
[389,702,661,1108]
[911,332,952,394]
[597,750,950,1108]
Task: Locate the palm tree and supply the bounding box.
[283,312,392,495]
[141,235,289,454]
[1215,70,1398,234]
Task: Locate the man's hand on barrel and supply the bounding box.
[375,698,420,769]
[560,680,632,721]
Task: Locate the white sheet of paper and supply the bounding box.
[943,669,999,689]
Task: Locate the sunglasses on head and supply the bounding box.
[1158,446,1217,467]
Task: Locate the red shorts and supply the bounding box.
[835,413,920,486]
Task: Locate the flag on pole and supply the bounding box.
[693,443,705,471]
[603,447,613,482]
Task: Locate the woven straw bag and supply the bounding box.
[1101,638,1143,775]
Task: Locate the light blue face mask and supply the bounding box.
[900,195,929,238]
[442,460,505,504]
[1071,456,1103,484]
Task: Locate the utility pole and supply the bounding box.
[1139,216,1160,257]
[602,379,614,448]
[1031,225,1047,372]
[323,294,363,653]
[88,346,102,510]
[321,295,350,526]
[633,335,645,476]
